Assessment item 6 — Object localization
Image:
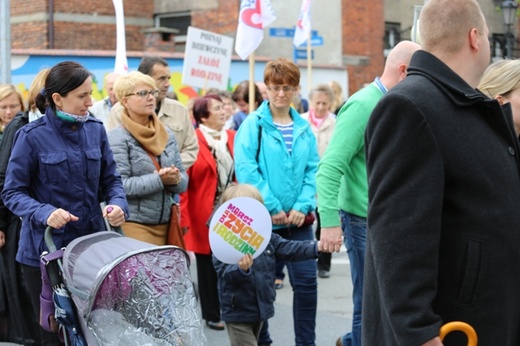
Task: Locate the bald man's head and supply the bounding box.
[380,41,421,90]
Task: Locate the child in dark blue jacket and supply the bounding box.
[212,184,324,346]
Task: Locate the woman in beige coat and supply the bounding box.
[301,84,336,278]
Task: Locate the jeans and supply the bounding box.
[257,319,272,345]
[270,225,318,346]
[339,211,366,346]
[275,259,285,281]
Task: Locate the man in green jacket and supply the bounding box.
[316,40,420,346]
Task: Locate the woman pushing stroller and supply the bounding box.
[1,61,129,345]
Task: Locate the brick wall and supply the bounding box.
[191,0,239,36]
[11,0,48,49]
[10,0,152,51]
[10,0,47,16]
[342,0,385,96]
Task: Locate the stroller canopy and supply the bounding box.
[62,232,205,346]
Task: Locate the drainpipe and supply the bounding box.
[0,0,11,83]
[48,0,54,49]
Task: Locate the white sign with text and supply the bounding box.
[182,26,234,90]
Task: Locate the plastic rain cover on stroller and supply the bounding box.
[61,231,206,346]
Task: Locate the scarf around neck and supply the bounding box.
[308,109,326,128]
[121,109,168,156]
[199,124,233,192]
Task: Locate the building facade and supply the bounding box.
[9,0,518,97]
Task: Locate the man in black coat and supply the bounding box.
[363,0,520,345]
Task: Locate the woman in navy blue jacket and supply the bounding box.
[1,61,128,345]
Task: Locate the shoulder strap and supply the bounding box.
[145,149,161,171]
[256,125,262,162]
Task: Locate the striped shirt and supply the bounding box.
[274,121,294,153]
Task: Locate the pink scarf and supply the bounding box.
[309,109,326,128]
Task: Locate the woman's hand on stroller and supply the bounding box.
[0,230,5,249]
[103,205,125,227]
[47,208,79,229]
[48,314,59,333]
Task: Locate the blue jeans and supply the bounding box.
[339,211,366,346]
[270,225,318,346]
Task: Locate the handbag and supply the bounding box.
[145,150,185,249]
[167,201,185,249]
[302,212,316,227]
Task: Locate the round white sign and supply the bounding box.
[209,197,272,264]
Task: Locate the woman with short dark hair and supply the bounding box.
[181,93,235,331]
[231,80,263,130]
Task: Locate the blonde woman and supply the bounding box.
[328,80,345,115]
[108,71,188,245]
[478,59,520,135]
[0,85,24,143]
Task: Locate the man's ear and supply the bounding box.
[398,64,408,80]
[469,27,480,52]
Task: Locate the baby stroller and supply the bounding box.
[40,227,206,346]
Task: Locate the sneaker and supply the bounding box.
[336,337,343,346]
[274,279,284,289]
[318,269,330,278]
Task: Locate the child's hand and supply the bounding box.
[238,254,253,271]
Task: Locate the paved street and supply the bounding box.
[201,246,354,346]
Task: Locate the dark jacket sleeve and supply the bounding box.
[0,112,27,231]
[271,233,318,261]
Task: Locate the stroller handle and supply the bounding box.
[440,321,477,346]
[44,226,58,253]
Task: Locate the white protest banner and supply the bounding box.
[209,197,272,264]
[112,0,128,74]
[182,26,234,90]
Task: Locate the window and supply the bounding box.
[155,12,191,51]
[491,33,505,61]
[384,22,401,57]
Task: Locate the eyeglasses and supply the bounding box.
[267,85,296,93]
[126,90,160,98]
[0,104,22,111]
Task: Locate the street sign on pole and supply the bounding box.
[269,27,318,38]
[293,48,314,61]
[294,35,324,47]
[0,0,11,84]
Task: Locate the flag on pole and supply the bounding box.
[293,0,311,47]
[112,0,128,74]
[235,0,276,60]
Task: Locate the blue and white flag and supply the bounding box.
[293,0,312,47]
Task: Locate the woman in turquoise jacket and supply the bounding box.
[234,58,319,346]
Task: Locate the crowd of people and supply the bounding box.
[3,0,520,344]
